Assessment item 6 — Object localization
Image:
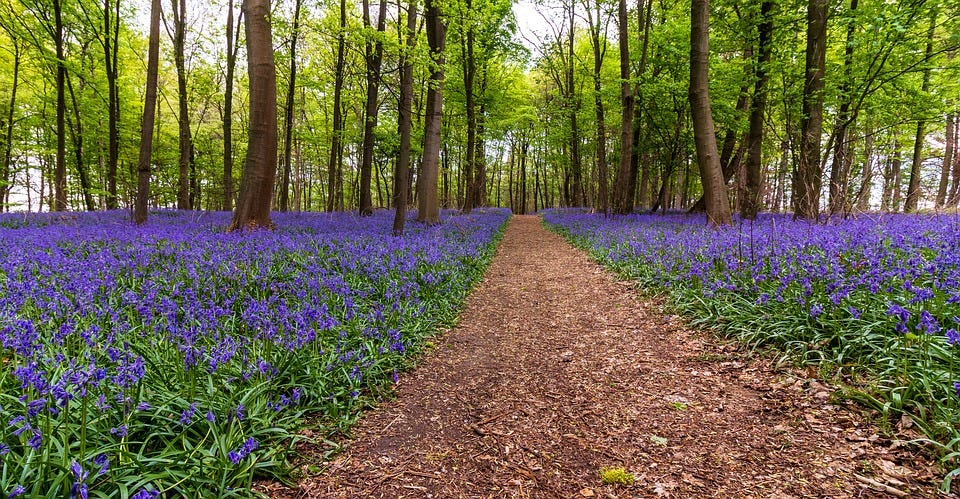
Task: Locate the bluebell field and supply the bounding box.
[0,208,509,497]
[544,209,960,482]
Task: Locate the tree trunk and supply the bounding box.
[854,124,874,211]
[948,112,960,207]
[904,14,935,212]
[689,0,731,226]
[741,0,774,220]
[230,0,277,230]
[53,0,67,211]
[417,0,445,224]
[222,0,239,211]
[584,0,608,214]
[610,0,633,214]
[827,0,858,217]
[326,0,347,212]
[103,0,120,209]
[937,113,954,208]
[393,0,417,235]
[1,38,19,211]
[135,0,162,224]
[794,0,828,220]
[359,0,387,216]
[65,74,95,211]
[461,0,477,213]
[168,0,192,210]
[279,0,301,212]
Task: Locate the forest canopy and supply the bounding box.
[0,0,958,220]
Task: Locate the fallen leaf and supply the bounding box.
[579,487,596,497]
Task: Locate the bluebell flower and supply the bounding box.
[7,485,26,498]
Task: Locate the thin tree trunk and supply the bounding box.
[741,0,774,219]
[794,0,828,220]
[937,113,954,208]
[230,0,277,230]
[1,39,19,211]
[135,0,162,224]
[854,124,874,211]
[65,74,95,211]
[326,0,347,212]
[222,0,240,211]
[103,0,120,209]
[827,0,858,217]
[279,0,301,212]
[359,0,387,216]
[904,13,936,212]
[584,0,608,214]
[393,0,417,235]
[53,0,67,211]
[168,0,192,209]
[689,0,731,225]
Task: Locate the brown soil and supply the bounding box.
[258,215,946,498]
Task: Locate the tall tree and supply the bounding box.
[584,0,609,214]
[418,0,446,224]
[937,112,954,208]
[222,0,240,211]
[689,0,730,226]
[741,0,774,220]
[279,0,302,212]
[393,0,417,235]
[827,0,858,217]
[166,0,193,209]
[904,12,935,213]
[135,0,162,224]
[230,0,277,230]
[326,0,347,212]
[611,0,632,214]
[359,0,388,216]
[794,0,828,220]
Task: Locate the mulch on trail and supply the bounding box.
[258,214,945,498]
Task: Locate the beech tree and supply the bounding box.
[230,0,277,230]
[688,0,730,226]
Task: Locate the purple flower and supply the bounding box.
[0,443,10,455]
[948,329,960,346]
[7,485,26,498]
[27,430,42,450]
[179,402,197,426]
[69,461,88,499]
[809,304,823,318]
[130,489,160,499]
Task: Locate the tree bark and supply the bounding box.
[417,0,445,224]
[135,0,162,224]
[611,0,633,214]
[359,0,388,216]
[103,0,120,209]
[222,0,239,211]
[279,0,302,212]
[689,0,731,226]
[230,0,277,230]
[904,14,935,212]
[741,0,774,220]
[937,113,954,208]
[326,0,347,212]
[168,0,193,210]
[1,38,20,211]
[53,0,67,211]
[827,0,858,217]
[393,0,417,235]
[794,0,828,220]
[585,0,609,214]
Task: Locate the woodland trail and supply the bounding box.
[261,215,942,498]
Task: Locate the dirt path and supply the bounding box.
[262,215,942,498]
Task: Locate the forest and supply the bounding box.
[0,0,957,220]
[3,0,960,495]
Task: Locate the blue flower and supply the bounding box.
[947,329,960,346]
[7,485,26,498]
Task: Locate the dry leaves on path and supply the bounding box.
[257,215,945,498]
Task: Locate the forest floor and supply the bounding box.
[257,215,947,498]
